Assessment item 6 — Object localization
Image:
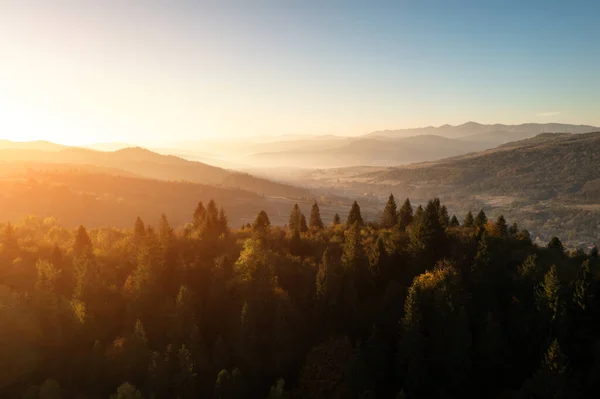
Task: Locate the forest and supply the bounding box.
[1,195,599,399]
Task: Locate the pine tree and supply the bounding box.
[449,215,459,227]
[309,202,324,230]
[289,204,302,231]
[253,211,271,235]
[381,194,398,228]
[438,205,450,229]
[495,215,508,237]
[333,213,341,226]
[409,200,444,254]
[474,210,487,228]
[193,201,206,228]
[134,217,146,239]
[463,211,474,227]
[508,222,519,238]
[73,225,92,256]
[537,265,561,321]
[347,201,364,226]
[300,214,308,233]
[548,236,564,251]
[413,205,424,223]
[218,207,229,235]
[573,260,591,310]
[398,198,414,231]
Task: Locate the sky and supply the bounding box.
[0,0,599,145]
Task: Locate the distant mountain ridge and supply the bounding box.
[367,122,599,140]
[0,145,311,198]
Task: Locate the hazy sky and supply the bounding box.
[0,0,599,145]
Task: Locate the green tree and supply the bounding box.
[495,215,508,237]
[347,201,364,226]
[537,265,561,321]
[289,204,302,231]
[463,211,474,227]
[381,194,398,228]
[548,236,564,251]
[409,200,444,254]
[193,201,206,228]
[253,211,271,235]
[333,213,341,226]
[398,198,413,231]
[309,201,324,230]
[300,213,308,233]
[73,225,92,256]
[449,215,459,227]
[474,210,487,228]
[134,217,146,239]
[438,205,450,229]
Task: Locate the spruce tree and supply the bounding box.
[347,201,364,226]
[134,217,146,239]
[333,213,341,226]
[438,205,450,229]
[449,215,459,227]
[309,201,324,230]
[413,205,424,224]
[289,204,302,231]
[474,210,488,228]
[398,198,414,231]
[381,194,398,228]
[300,213,308,233]
[463,211,474,227]
[253,210,271,235]
[548,236,564,251]
[73,225,92,256]
[496,215,508,237]
[193,201,206,228]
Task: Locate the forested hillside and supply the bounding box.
[301,132,600,248]
[1,195,598,398]
[0,147,311,199]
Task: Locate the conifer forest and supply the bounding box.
[1,195,599,399]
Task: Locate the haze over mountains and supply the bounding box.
[76,122,596,169]
[1,122,599,247]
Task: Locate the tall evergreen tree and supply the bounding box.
[474,210,488,228]
[495,215,508,237]
[381,194,398,228]
[134,217,146,239]
[253,211,271,235]
[449,215,459,227]
[438,205,450,229]
[332,213,341,226]
[73,225,92,256]
[300,214,308,233]
[193,201,206,228]
[289,204,302,231]
[548,236,564,251]
[398,198,414,231]
[463,211,474,227]
[409,200,444,254]
[347,201,364,226]
[309,202,324,230]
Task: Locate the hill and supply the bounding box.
[367,122,599,145]
[0,164,271,228]
[246,135,490,168]
[297,132,600,247]
[0,140,67,152]
[0,146,311,198]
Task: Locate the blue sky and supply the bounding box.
[0,0,598,144]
